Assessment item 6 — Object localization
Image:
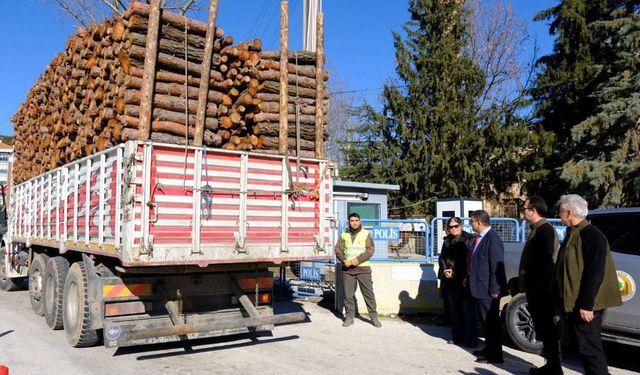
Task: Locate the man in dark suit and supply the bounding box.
[466,210,508,364]
[520,196,562,374]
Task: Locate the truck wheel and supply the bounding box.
[63,262,99,347]
[504,293,543,354]
[43,257,70,330]
[0,246,24,291]
[29,253,50,315]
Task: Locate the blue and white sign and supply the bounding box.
[372,226,400,241]
[555,226,567,241]
[301,266,322,281]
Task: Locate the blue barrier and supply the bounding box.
[338,219,431,261]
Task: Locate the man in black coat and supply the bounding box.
[519,196,562,374]
[466,210,508,364]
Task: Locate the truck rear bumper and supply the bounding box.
[103,310,306,348]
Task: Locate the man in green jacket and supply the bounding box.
[555,194,622,375]
[335,213,381,328]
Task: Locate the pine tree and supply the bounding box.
[341,0,547,216]
[342,0,485,216]
[528,0,609,204]
[561,2,640,206]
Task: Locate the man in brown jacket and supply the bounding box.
[335,213,381,328]
[555,194,622,375]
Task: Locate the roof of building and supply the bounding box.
[0,143,13,151]
[334,180,400,191]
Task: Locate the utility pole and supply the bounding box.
[302,0,322,51]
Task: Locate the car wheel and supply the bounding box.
[504,293,543,354]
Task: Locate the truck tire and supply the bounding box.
[43,256,70,330]
[63,261,99,347]
[29,253,50,316]
[0,246,24,291]
[504,293,543,354]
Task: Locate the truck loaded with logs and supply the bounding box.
[0,1,334,348]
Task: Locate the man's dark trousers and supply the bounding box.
[343,272,377,316]
[567,310,607,375]
[527,293,561,366]
[475,297,503,359]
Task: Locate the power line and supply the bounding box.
[246,0,270,41]
[329,84,408,95]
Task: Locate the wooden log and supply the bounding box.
[258,101,316,115]
[258,60,325,79]
[126,14,222,50]
[260,50,316,65]
[258,70,321,89]
[127,31,221,63]
[124,105,218,130]
[138,0,162,140]
[279,0,289,154]
[315,11,325,158]
[260,81,326,100]
[124,90,218,117]
[122,127,216,145]
[126,75,225,104]
[126,2,225,38]
[253,122,328,140]
[128,45,224,81]
[128,67,229,91]
[256,93,322,106]
[254,112,316,125]
[195,0,220,146]
[121,115,221,145]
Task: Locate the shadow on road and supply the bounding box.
[114,332,300,360]
[0,330,14,338]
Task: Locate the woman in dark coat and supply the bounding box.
[439,217,478,347]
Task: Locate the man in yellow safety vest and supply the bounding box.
[335,212,381,328]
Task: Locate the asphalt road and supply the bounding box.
[1,289,639,375]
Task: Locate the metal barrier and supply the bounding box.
[430,217,521,258]
[280,216,565,299]
[288,260,336,298]
[521,218,567,241]
[357,219,430,260]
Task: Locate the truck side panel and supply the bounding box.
[10,141,333,266]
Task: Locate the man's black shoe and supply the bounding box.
[475,357,504,364]
[529,363,564,375]
[472,349,487,357]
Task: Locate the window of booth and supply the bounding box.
[347,202,380,221]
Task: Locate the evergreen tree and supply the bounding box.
[343,0,485,216]
[561,2,640,206]
[341,0,546,216]
[529,0,609,204]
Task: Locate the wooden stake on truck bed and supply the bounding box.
[315,12,325,158]
[279,1,289,154]
[194,0,219,146]
[138,0,161,140]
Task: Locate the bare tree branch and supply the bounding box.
[52,0,89,27]
[181,0,197,15]
[464,0,533,113]
[100,0,121,15]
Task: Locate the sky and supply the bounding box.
[0,0,557,137]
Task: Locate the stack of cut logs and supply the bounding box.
[10,2,328,183]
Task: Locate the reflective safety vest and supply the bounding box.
[341,229,371,267]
